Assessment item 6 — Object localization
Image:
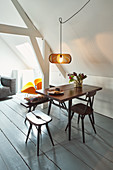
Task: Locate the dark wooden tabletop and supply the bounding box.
[36,84,102,102]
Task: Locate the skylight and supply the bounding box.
[16,42,38,68]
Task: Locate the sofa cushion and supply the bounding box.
[0,86,11,99]
[1,77,13,86]
[1,77,16,94]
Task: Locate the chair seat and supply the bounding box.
[26,110,52,126]
[71,103,93,115]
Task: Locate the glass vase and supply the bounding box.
[74,80,83,88]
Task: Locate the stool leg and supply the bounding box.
[37,126,41,156]
[36,126,41,134]
[26,123,32,143]
[24,117,27,124]
[46,124,54,146]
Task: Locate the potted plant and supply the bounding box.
[68,72,87,87]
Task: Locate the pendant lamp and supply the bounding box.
[49,18,72,64]
[49,0,90,64]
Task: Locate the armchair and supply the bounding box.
[0,76,16,99]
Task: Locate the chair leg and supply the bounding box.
[88,114,96,134]
[25,123,32,143]
[28,106,31,112]
[81,116,85,143]
[61,102,67,110]
[59,102,62,107]
[77,114,80,124]
[91,112,95,124]
[65,111,74,131]
[33,105,37,111]
[63,102,68,110]
[46,124,54,146]
[37,126,41,156]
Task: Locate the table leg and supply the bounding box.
[47,99,52,115]
[68,99,72,140]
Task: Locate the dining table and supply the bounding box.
[36,83,102,141]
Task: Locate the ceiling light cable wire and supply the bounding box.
[59,0,91,24]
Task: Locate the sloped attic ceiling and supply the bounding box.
[1,0,113,78]
[17,0,113,78]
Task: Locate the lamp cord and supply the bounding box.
[59,17,62,55]
[59,0,91,55]
[59,0,91,24]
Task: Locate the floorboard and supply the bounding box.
[0,94,113,170]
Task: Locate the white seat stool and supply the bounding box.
[25,110,54,156]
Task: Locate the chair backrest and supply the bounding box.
[86,91,96,109]
[21,82,37,94]
[34,78,42,90]
[34,78,42,86]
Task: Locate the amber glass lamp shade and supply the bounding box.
[49,54,72,64]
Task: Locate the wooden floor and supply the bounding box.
[0,94,113,170]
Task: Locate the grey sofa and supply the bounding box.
[0,76,16,99]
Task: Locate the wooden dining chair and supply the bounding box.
[65,91,97,143]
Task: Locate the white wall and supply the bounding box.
[0,36,27,77]
[85,75,113,119]
[49,64,67,86]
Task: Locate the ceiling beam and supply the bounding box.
[30,36,45,74]
[0,24,42,37]
[11,0,42,38]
